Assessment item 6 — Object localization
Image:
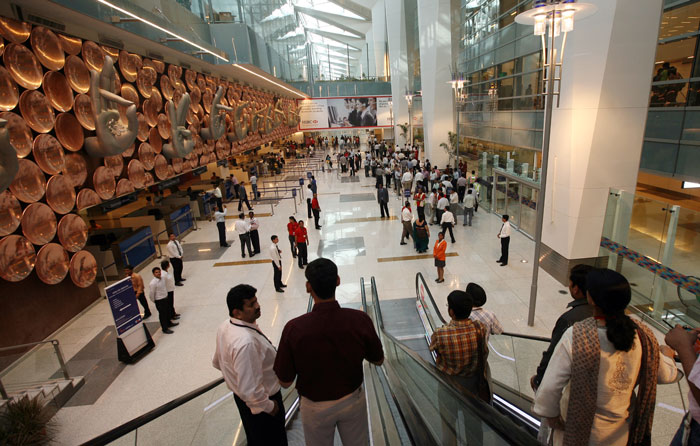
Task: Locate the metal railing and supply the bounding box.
[0,340,70,399]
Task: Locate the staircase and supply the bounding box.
[0,377,85,417]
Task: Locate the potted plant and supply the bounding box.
[439,131,459,166]
[397,122,410,142]
[0,396,56,445]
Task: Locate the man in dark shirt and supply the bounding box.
[530,264,594,390]
[274,258,384,446]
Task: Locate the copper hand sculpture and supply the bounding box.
[0,119,19,193]
[201,86,233,140]
[85,56,138,158]
[163,93,194,159]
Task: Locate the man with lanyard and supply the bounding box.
[213,285,286,445]
[212,183,223,210]
[295,221,309,269]
[248,211,261,255]
[436,192,450,227]
[235,213,254,258]
[166,233,184,286]
[287,216,298,258]
[269,236,287,293]
[497,214,511,266]
[149,267,176,334]
[413,186,426,221]
[214,205,229,247]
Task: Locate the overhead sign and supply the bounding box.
[297,96,393,130]
[106,277,154,362]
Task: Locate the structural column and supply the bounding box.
[371,1,387,79]
[385,0,409,145]
[416,0,453,167]
[540,0,663,282]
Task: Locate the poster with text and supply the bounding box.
[106,277,143,336]
[297,96,393,130]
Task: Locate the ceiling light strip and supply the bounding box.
[233,64,308,98]
[96,0,229,62]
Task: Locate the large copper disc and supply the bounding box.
[42,71,73,112]
[69,249,97,288]
[104,155,123,177]
[0,111,31,157]
[148,127,162,153]
[122,142,135,158]
[0,36,4,58]
[153,154,168,180]
[120,83,139,108]
[76,188,101,210]
[81,40,104,72]
[35,243,69,284]
[73,93,95,130]
[21,202,57,244]
[0,190,22,236]
[62,152,88,187]
[171,157,183,174]
[4,43,42,90]
[118,50,141,82]
[150,86,162,112]
[151,59,165,73]
[189,86,201,109]
[57,34,82,55]
[33,134,65,175]
[46,174,75,214]
[57,213,87,252]
[136,112,148,142]
[127,159,146,188]
[143,99,157,127]
[202,88,213,113]
[0,235,36,282]
[168,64,181,82]
[184,69,196,90]
[64,55,89,93]
[93,166,115,200]
[55,112,83,151]
[101,46,119,58]
[144,172,154,186]
[19,90,55,133]
[156,113,170,139]
[0,66,18,111]
[138,142,156,170]
[10,159,46,203]
[136,67,155,98]
[115,178,135,196]
[30,26,64,71]
[0,18,30,44]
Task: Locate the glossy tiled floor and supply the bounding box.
[46,154,686,445]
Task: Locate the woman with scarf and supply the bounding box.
[413,214,430,253]
[533,268,678,446]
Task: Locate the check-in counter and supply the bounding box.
[111,226,157,274]
[164,204,195,237]
[118,209,168,241]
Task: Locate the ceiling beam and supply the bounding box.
[295,6,370,37]
[325,0,371,20]
[305,29,364,50]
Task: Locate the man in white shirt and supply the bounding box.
[401,170,413,193]
[400,201,413,246]
[235,213,254,258]
[166,233,184,286]
[497,214,511,266]
[160,260,181,323]
[214,205,229,247]
[665,325,700,445]
[149,267,176,334]
[436,193,450,226]
[440,208,456,243]
[212,184,223,210]
[463,189,476,226]
[269,236,286,293]
[250,174,259,200]
[249,211,261,254]
[213,284,286,445]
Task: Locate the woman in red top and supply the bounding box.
[311,194,322,229]
[287,216,298,258]
[295,220,309,268]
[433,232,447,283]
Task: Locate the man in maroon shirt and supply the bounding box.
[274,258,384,446]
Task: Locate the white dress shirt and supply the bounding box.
[441,210,455,225]
[250,175,257,185]
[162,270,175,292]
[401,207,413,222]
[167,240,183,259]
[464,194,476,209]
[269,242,281,268]
[437,197,450,210]
[212,318,280,415]
[414,172,424,182]
[214,208,228,223]
[499,221,512,238]
[234,219,250,235]
[442,180,453,191]
[449,192,458,204]
[213,187,222,198]
[149,276,168,302]
[402,172,413,183]
[249,217,259,231]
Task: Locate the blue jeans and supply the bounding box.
[672,416,700,446]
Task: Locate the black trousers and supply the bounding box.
[250,229,260,253]
[215,197,223,210]
[458,186,466,203]
[234,391,287,446]
[154,299,171,330]
[217,222,227,246]
[288,235,297,257]
[135,292,151,318]
[272,261,283,289]
[312,209,320,228]
[239,233,253,257]
[417,206,425,221]
[379,201,389,217]
[297,242,308,267]
[306,199,312,218]
[233,183,240,198]
[170,257,183,283]
[436,209,444,226]
[238,196,252,211]
[499,236,510,264]
[167,291,176,317]
[442,223,455,243]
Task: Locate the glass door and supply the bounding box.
[506,180,520,227]
[519,186,538,237]
[494,173,507,215]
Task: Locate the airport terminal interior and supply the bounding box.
[1,0,700,445]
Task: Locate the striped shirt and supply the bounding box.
[430,319,487,376]
[469,308,503,341]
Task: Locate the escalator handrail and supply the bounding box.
[369,277,540,446]
[80,377,225,446]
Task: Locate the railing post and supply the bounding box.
[270,202,274,216]
[52,341,70,380]
[155,235,163,258]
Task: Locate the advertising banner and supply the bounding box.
[297,96,393,130]
[106,277,150,358]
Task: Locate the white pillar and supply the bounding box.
[542,0,663,262]
[385,0,409,145]
[371,1,387,78]
[365,29,376,78]
[416,0,453,168]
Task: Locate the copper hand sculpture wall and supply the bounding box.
[0,119,19,192]
[85,56,138,158]
[163,93,194,159]
[200,86,233,141]
[228,100,250,142]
